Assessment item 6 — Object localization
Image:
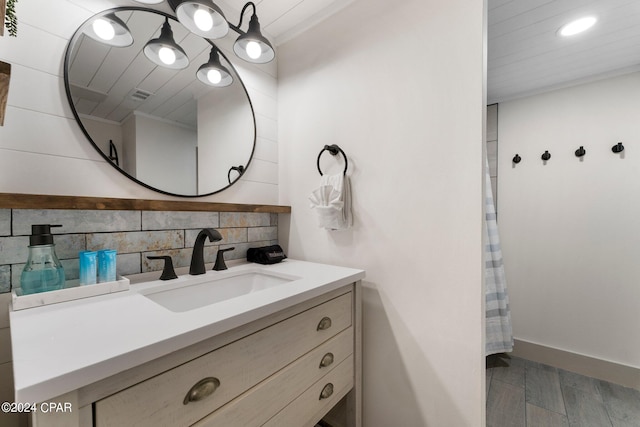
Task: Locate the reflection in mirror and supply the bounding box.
[64,8,255,197]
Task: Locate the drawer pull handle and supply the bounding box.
[319,352,334,368]
[319,383,334,400]
[183,377,220,405]
[317,316,332,331]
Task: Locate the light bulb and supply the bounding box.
[193,8,213,31]
[246,41,262,60]
[207,69,222,84]
[93,18,115,41]
[158,47,176,65]
[559,16,597,36]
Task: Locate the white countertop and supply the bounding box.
[9,259,365,403]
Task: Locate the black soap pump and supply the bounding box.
[20,224,66,295]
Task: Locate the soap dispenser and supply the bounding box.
[20,224,66,295]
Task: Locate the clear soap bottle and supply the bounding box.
[20,224,65,295]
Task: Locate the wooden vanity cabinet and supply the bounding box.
[30,282,362,427]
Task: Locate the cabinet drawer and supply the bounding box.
[95,292,352,427]
[193,327,353,427]
[263,354,354,427]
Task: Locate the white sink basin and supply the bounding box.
[140,270,298,312]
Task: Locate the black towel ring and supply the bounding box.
[109,140,119,167]
[317,144,348,176]
[227,165,245,184]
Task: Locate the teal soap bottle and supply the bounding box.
[20,224,65,295]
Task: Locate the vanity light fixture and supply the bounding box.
[559,16,597,37]
[232,2,275,64]
[84,13,134,47]
[143,17,190,69]
[171,0,229,39]
[156,1,275,64]
[197,48,233,87]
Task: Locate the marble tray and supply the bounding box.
[11,276,130,311]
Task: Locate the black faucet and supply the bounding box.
[189,228,223,275]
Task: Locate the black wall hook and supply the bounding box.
[541,150,551,161]
[575,146,586,157]
[612,142,624,153]
[513,154,521,164]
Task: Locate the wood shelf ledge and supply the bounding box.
[0,193,291,213]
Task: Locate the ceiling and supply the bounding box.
[190,0,354,45]
[70,0,640,124]
[488,0,640,103]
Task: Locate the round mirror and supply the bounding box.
[64,7,256,197]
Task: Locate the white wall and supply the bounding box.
[498,72,640,368]
[198,81,254,193]
[122,114,136,177]
[133,113,197,195]
[0,0,278,204]
[277,0,486,425]
[81,116,123,161]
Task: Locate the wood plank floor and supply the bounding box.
[487,356,640,427]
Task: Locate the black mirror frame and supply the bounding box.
[63,6,257,198]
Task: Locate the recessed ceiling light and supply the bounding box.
[559,16,597,37]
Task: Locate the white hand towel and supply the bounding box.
[309,173,353,230]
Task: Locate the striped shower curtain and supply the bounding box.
[484,158,513,356]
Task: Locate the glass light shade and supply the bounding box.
[176,0,229,39]
[132,0,164,4]
[84,13,133,47]
[197,49,233,87]
[559,16,597,36]
[233,14,274,64]
[143,19,189,69]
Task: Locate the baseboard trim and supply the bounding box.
[512,339,640,390]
